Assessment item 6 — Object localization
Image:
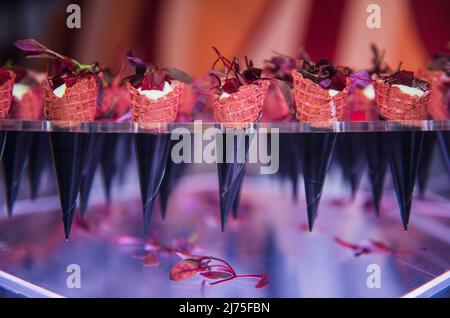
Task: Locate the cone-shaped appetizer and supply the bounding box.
[291,57,348,230]
[292,58,350,122]
[374,68,430,230]
[16,39,103,238]
[125,53,191,235]
[375,69,431,120]
[208,48,271,229]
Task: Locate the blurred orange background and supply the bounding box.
[1,0,449,76]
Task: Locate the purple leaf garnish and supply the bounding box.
[299,58,347,91]
[222,78,241,94]
[349,70,372,92]
[319,78,332,89]
[166,68,193,84]
[383,69,430,91]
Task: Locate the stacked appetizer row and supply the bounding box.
[0,40,448,125]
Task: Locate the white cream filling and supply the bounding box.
[13,83,31,100]
[393,84,424,97]
[362,84,375,100]
[53,83,67,98]
[138,81,174,100]
[328,89,340,97]
[220,92,231,99]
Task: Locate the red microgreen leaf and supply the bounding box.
[170,259,203,281]
[255,274,270,289]
[200,271,233,280]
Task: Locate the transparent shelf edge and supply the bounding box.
[0,119,449,133]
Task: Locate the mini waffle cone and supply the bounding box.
[213,80,269,126]
[292,70,350,123]
[351,87,378,121]
[0,71,15,119]
[44,75,98,121]
[128,81,183,124]
[374,79,430,120]
[419,70,448,120]
[10,86,45,120]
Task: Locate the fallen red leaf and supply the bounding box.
[170,259,203,281]
[143,251,159,266]
[255,274,270,289]
[200,271,233,280]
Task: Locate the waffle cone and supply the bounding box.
[213,80,269,126]
[10,86,45,120]
[374,79,430,120]
[128,81,183,124]
[292,70,350,122]
[418,70,448,120]
[44,75,98,121]
[0,71,15,119]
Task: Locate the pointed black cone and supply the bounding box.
[117,134,134,184]
[49,132,91,239]
[299,132,337,231]
[278,133,302,200]
[437,131,450,176]
[159,140,186,219]
[100,134,119,203]
[134,133,171,236]
[2,132,33,216]
[0,131,6,161]
[217,132,252,231]
[416,132,435,199]
[335,133,365,199]
[364,132,388,216]
[27,133,51,200]
[231,165,245,219]
[79,134,104,217]
[384,131,424,231]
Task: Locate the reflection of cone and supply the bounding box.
[159,141,186,219]
[299,133,337,231]
[79,134,104,216]
[217,132,252,230]
[385,131,424,231]
[44,75,98,121]
[134,134,171,236]
[292,70,350,122]
[374,80,430,120]
[213,81,269,124]
[2,132,33,216]
[100,134,119,203]
[417,132,435,199]
[364,132,388,216]
[335,133,365,199]
[128,82,183,123]
[0,71,15,119]
[28,133,51,199]
[437,131,449,176]
[50,132,91,239]
[278,133,301,200]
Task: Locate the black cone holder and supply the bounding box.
[79,134,104,216]
[100,134,119,203]
[335,133,365,199]
[50,132,91,239]
[0,131,6,161]
[278,133,301,200]
[159,139,186,219]
[437,131,449,176]
[2,131,33,216]
[364,132,388,216]
[417,132,435,199]
[384,131,424,231]
[134,133,171,236]
[27,133,51,200]
[217,132,252,231]
[299,132,337,231]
